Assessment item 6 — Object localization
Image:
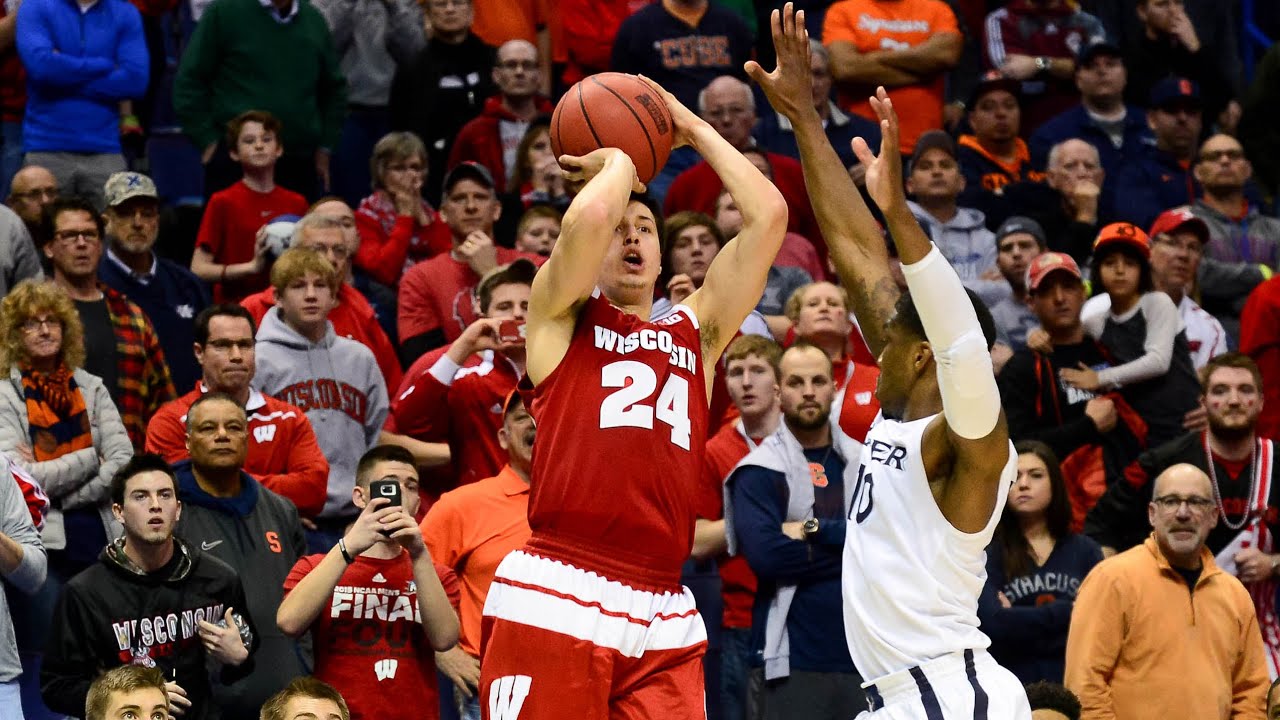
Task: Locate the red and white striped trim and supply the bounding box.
[483,551,707,658]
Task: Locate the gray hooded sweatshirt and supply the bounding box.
[253,307,388,518]
[908,201,1009,309]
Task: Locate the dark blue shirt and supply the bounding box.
[730,445,854,673]
[978,532,1103,684]
[99,252,210,394]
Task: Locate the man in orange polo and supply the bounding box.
[421,390,533,720]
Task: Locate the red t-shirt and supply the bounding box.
[196,181,309,302]
[283,552,460,720]
[390,350,519,487]
[145,385,330,516]
[699,421,761,630]
[397,248,545,344]
[526,294,707,589]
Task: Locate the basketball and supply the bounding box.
[550,72,674,184]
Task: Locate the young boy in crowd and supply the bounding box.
[190,111,310,302]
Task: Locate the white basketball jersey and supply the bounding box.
[841,412,1016,680]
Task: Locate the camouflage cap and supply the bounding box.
[103,172,158,208]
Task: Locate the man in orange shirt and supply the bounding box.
[421,390,534,720]
[822,0,962,154]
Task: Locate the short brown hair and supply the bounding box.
[783,282,850,323]
[226,110,282,149]
[270,247,339,294]
[370,132,427,191]
[724,334,783,380]
[476,259,537,315]
[260,677,350,720]
[85,666,167,720]
[1200,351,1264,394]
[0,279,85,370]
[516,205,561,240]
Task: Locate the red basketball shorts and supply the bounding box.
[479,550,708,720]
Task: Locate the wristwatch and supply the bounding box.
[802,518,820,540]
[1034,56,1051,74]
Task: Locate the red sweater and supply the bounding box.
[145,384,330,516]
[445,95,555,191]
[663,151,826,266]
[1241,277,1280,441]
[195,181,309,302]
[354,191,453,286]
[397,247,545,343]
[240,283,403,396]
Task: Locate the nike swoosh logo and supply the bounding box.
[201,540,223,550]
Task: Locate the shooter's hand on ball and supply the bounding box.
[635,75,706,149]
[560,148,645,194]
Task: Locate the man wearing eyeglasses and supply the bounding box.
[98,172,210,394]
[445,39,552,191]
[1066,462,1269,719]
[41,196,176,450]
[7,165,58,238]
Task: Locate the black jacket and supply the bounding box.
[173,461,306,719]
[41,537,256,720]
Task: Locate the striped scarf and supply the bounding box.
[21,364,92,461]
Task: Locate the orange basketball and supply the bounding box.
[550,72,675,184]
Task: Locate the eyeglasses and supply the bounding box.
[1152,495,1216,514]
[21,317,59,333]
[387,163,425,174]
[1153,235,1203,256]
[426,0,467,7]
[53,229,100,243]
[1199,148,1245,164]
[704,106,752,120]
[497,60,538,71]
[11,187,58,202]
[111,205,160,220]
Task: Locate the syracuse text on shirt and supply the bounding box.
[275,380,370,424]
[658,36,732,70]
[593,325,698,373]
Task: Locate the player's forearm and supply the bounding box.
[881,202,933,265]
[688,122,785,235]
[788,108,896,353]
[412,553,460,651]
[276,548,348,637]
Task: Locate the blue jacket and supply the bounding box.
[15,0,148,153]
[1111,142,1199,231]
[98,251,211,395]
[755,103,881,170]
[1028,104,1151,179]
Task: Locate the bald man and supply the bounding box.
[8,165,59,236]
[1066,463,1268,719]
[445,39,552,191]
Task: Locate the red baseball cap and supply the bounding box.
[1026,252,1083,293]
[1093,222,1151,260]
[1148,206,1209,245]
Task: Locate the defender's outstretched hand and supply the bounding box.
[636,74,705,149]
[851,88,905,213]
[745,3,815,121]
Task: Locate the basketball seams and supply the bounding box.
[576,82,607,155]
[587,75,659,181]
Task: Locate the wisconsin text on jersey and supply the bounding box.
[274,380,370,424]
[112,603,227,662]
[592,325,699,374]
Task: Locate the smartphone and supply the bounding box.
[369,477,401,508]
[498,319,526,346]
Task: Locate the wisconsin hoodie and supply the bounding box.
[253,307,389,519]
[41,536,255,720]
[908,200,1009,309]
[172,460,306,719]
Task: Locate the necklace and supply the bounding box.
[1204,431,1261,531]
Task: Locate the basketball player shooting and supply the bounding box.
[748,6,1032,718]
[476,75,788,718]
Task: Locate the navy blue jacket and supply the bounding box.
[978,533,1104,685]
[1028,104,1152,178]
[99,252,210,395]
[1111,141,1199,230]
[729,447,855,674]
[755,105,881,170]
[15,0,148,153]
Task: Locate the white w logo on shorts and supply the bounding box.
[488,675,532,720]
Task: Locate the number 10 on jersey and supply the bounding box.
[599,360,692,450]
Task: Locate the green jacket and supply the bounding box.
[173,0,346,152]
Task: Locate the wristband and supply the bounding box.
[337,537,355,564]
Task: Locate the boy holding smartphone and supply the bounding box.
[276,445,461,720]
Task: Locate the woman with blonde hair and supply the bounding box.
[0,279,132,575]
[353,131,451,287]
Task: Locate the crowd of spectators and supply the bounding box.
[0,0,1279,717]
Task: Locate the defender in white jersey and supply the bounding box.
[748,6,1032,718]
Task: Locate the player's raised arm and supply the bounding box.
[639,80,788,360]
[854,91,1010,529]
[748,3,898,356]
[525,148,641,383]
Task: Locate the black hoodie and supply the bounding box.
[41,537,256,720]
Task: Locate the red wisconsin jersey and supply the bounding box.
[527,292,708,589]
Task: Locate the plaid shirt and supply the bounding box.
[101,285,176,450]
